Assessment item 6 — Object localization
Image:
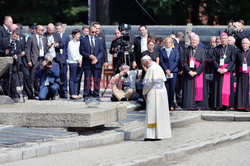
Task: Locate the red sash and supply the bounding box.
[239,66,250,105]
[220,64,230,106]
[189,58,203,101]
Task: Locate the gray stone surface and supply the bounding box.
[0,96,14,105]
[235,114,250,121]
[201,114,235,121]
[0,57,13,78]
[0,102,127,127]
[2,121,250,166]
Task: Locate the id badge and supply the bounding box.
[190,59,194,68]
[243,63,248,71]
[220,58,224,66]
[45,78,49,86]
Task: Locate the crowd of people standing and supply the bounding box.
[0,16,250,112]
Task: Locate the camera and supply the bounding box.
[46,60,52,66]
[8,41,17,56]
[123,72,128,78]
[112,23,134,69]
[118,23,132,48]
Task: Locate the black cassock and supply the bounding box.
[211,44,236,108]
[182,46,208,109]
[235,49,250,109]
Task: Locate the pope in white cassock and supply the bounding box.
[142,55,172,141]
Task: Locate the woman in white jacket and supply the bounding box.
[68,29,82,99]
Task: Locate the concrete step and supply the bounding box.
[1,119,249,165]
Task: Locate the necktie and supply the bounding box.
[91,36,95,55]
[39,36,43,50]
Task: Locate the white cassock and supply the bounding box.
[143,62,172,139]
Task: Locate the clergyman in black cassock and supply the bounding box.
[182,35,208,109]
[235,38,250,110]
[211,33,236,109]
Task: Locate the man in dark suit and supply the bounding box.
[0,16,13,41]
[0,29,21,102]
[16,23,36,99]
[79,25,104,101]
[132,25,148,70]
[26,25,49,96]
[93,22,108,67]
[173,31,185,107]
[55,22,70,98]
[78,25,89,95]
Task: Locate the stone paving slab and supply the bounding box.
[0,109,201,164]
[0,101,250,164]
[1,121,250,166]
[1,127,78,138]
[0,100,128,127]
[0,132,53,142]
[0,139,26,148]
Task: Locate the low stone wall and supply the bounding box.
[0,57,13,78]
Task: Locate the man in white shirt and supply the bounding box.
[132,25,148,70]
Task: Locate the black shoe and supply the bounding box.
[12,97,20,103]
[144,138,161,141]
[51,96,56,100]
[111,96,119,102]
[28,96,37,100]
[60,94,68,99]
[121,97,128,101]
[83,97,89,102]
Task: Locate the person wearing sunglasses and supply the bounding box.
[79,25,104,102]
[26,24,49,96]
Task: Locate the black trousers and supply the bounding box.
[30,59,43,96]
[19,64,33,97]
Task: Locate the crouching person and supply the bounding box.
[36,53,60,100]
[111,64,136,101]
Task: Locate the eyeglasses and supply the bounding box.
[91,31,97,33]
[39,29,44,32]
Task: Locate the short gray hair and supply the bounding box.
[44,53,53,60]
[119,64,130,71]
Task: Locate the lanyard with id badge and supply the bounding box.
[242,51,249,71]
[44,77,50,86]
[189,48,196,68]
[220,45,228,66]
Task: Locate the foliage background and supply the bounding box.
[0,0,249,25]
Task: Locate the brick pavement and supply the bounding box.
[1,120,250,166]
